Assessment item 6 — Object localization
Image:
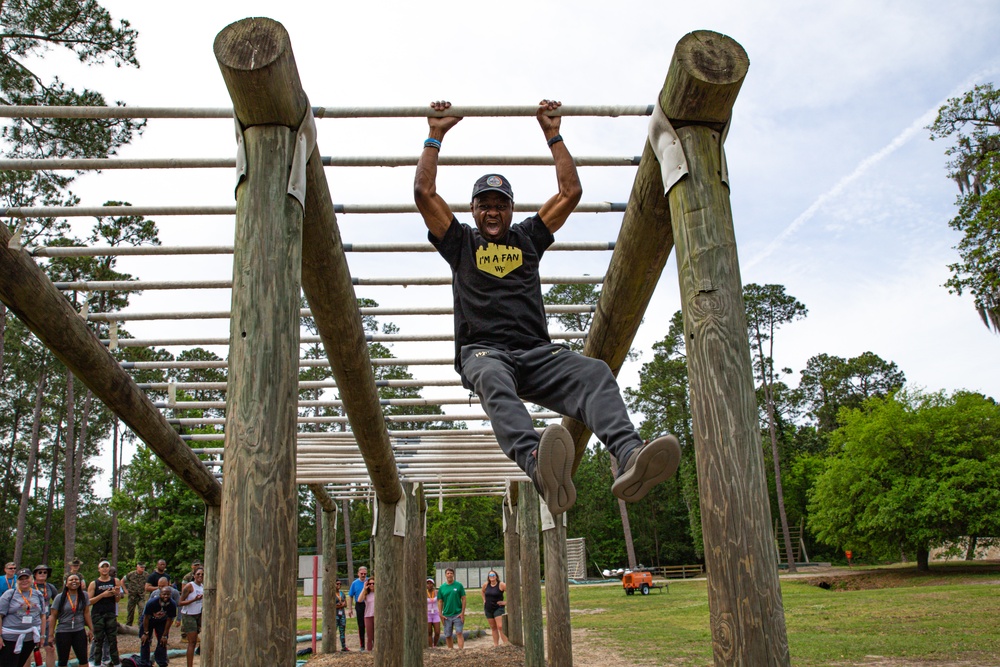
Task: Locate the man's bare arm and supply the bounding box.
[414,100,462,240]
[535,99,583,233]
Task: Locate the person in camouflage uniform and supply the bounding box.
[123,562,148,626]
[180,560,201,585]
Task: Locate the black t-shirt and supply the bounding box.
[431,215,553,379]
[92,578,117,614]
[147,571,171,588]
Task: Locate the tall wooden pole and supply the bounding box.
[321,504,338,655]
[518,483,543,667]
[201,504,221,667]
[374,493,405,666]
[543,514,572,667]
[402,483,425,667]
[309,484,339,655]
[502,486,522,646]
[663,31,790,666]
[213,19,305,667]
[343,499,354,579]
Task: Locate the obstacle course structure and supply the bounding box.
[0,17,789,667]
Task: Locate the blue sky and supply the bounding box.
[34,0,1000,435]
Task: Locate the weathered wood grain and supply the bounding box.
[403,483,426,667]
[0,224,221,505]
[200,504,220,667]
[374,496,405,666]
[543,517,572,667]
[502,491,523,646]
[518,483,543,667]
[669,125,789,666]
[214,125,302,667]
[214,17,309,128]
[320,501,337,655]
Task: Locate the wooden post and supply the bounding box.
[374,492,406,666]
[502,485,523,646]
[518,482,543,667]
[402,483,425,667]
[543,514,572,667]
[663,31,790,666]
[322,506,338,654]
[0,223,221,505]
[213,19,305,667]
[310,485,338,655]
[200,504,221,667]
[343,499,354,579]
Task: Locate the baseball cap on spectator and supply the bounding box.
[16,568,32,579]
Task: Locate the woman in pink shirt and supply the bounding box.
[426,578,441,647]
[358,577,375,652]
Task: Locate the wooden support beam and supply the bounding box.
[502,485,522,646]
[308,483,337,513]
[302,139,401,504]
[0,225,221,506]
[543,514,572,667]
[218,16,402,506]
[563,30,753,469]
[661,31,790,667]
[374,495,405,666]
[212,19,305,666]
[321,503,338,655]
[518,482,543,667]
[403,483,425,667]
[200,504,220,667]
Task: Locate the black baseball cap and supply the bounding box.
[472,174,513,201]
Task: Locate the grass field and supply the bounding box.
[567,563,1000,666]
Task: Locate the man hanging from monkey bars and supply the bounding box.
[414,99,681,515]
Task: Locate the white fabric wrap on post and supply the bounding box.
[647,101,689,195]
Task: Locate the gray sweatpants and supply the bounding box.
[459,343,642,476]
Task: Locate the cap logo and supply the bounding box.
[486,176,503,187]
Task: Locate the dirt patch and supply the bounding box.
[805,562,1000,592]
[308,640,523,667]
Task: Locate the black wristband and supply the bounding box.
[547,134,563,147]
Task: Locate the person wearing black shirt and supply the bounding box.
[415,99,681,515]
[138,582,176,667]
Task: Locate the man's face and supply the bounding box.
[358,568,367,580]
[137,565,145,574]
[159,581,172,599]
[157,560,166,572]
[35,570,47,583]
[445,570,455,584]
[4,563,15,578]
[335,580,341,591]
[472,193,513,242]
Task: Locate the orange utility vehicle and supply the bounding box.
[621,570,667,595]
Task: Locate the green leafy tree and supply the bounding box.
[797,351,905,433]
[744,283,807,571]
[928,83,1000,332]
[808,390,1000,570]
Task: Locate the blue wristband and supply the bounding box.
[424,138,442,150]
[547,134,563,147]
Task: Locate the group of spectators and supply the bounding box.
[0,558,204,667]
[336,565,508,653]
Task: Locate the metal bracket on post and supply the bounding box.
[109,321,119,351]
[287,103,317,211]
[393,494,407,537]
[78,298,89,320]
[648,101,689,195]
[233,116,247,197]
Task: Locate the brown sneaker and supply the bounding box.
[611,435,681,502]
[532,424,576,514]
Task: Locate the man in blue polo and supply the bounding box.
[346,566,368,651]
[414,99,682,515]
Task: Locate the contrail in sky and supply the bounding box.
[745,66,1000,270]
